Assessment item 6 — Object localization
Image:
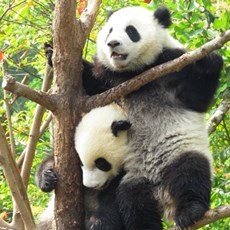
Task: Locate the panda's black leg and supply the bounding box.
[163,151,211,229]
[86,205,125,230]
[86,173,125,230]
[117,177,163,230]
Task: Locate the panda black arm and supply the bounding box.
[44,43,53,67]
[156,48,186,65]
[82,60,108,95]
[43,43,105,96]
[35,154,58,193]
[174,51,223,112]
[87,172,126,230]
[155,48,223,112]
[117,177,163,230]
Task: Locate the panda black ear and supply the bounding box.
[107,10,114,20]
[154,6,172,28]
[111,120,132,137]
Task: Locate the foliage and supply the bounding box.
[0,0,229,228]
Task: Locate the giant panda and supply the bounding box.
[84,6,223,230]
[35,103,132,230]
[44,5,223,230]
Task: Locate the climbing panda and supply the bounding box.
[44,5,223,229]
[35,103,132,230]
[84,6,223,230]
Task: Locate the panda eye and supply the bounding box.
[125,25,141,42]
[95,158,112,172]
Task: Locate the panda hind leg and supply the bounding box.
[117,177,163,230]
[163,151,211,229]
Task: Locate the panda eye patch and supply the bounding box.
[125,25,141,42]
[95,158,112,172]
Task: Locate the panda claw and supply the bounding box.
[175,202,208,229]
[40,168,58,192]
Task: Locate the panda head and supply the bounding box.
[75,104,131,190]
[96,6,183,72]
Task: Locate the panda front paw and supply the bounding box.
[39,168,58,192]
[175,201,208,229]
[44,43,53,67]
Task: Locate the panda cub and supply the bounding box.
[35,103,132,230]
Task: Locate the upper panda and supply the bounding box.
[81,5,223,230]
[35,103,132,230]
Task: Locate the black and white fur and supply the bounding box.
[35,104,132,230]
[44,5,223,229]
[84,6,222,230]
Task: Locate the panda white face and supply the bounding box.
[75,104,131,190]
[96,6,183,72]
[81,157,114,189]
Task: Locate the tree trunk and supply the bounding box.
[52,0,85,229]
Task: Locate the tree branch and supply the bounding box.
[85,30,230,110]
[17,112,52,167]
[2,59,16,157]
[168,205,230,230]
[0,218,13,229]
[3,89,16,157]
[0,124,35,230]
[207,67,230,134]
[20,64,53,188]
[80,0,101,38]
[2,74,58,112]
[9,64,53,228]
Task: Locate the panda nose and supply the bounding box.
[107,40,120,48]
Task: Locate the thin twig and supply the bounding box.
[2,60,16,158]
[20,65,53,188]
[2,74,57,112]
[207,67,230,134]
[11,74,30,104]
[0,124,35,230]
[80,0,102,35]
[17,112,52,167]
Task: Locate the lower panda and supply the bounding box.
[35,103,132,230]
[45,5,223,230]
